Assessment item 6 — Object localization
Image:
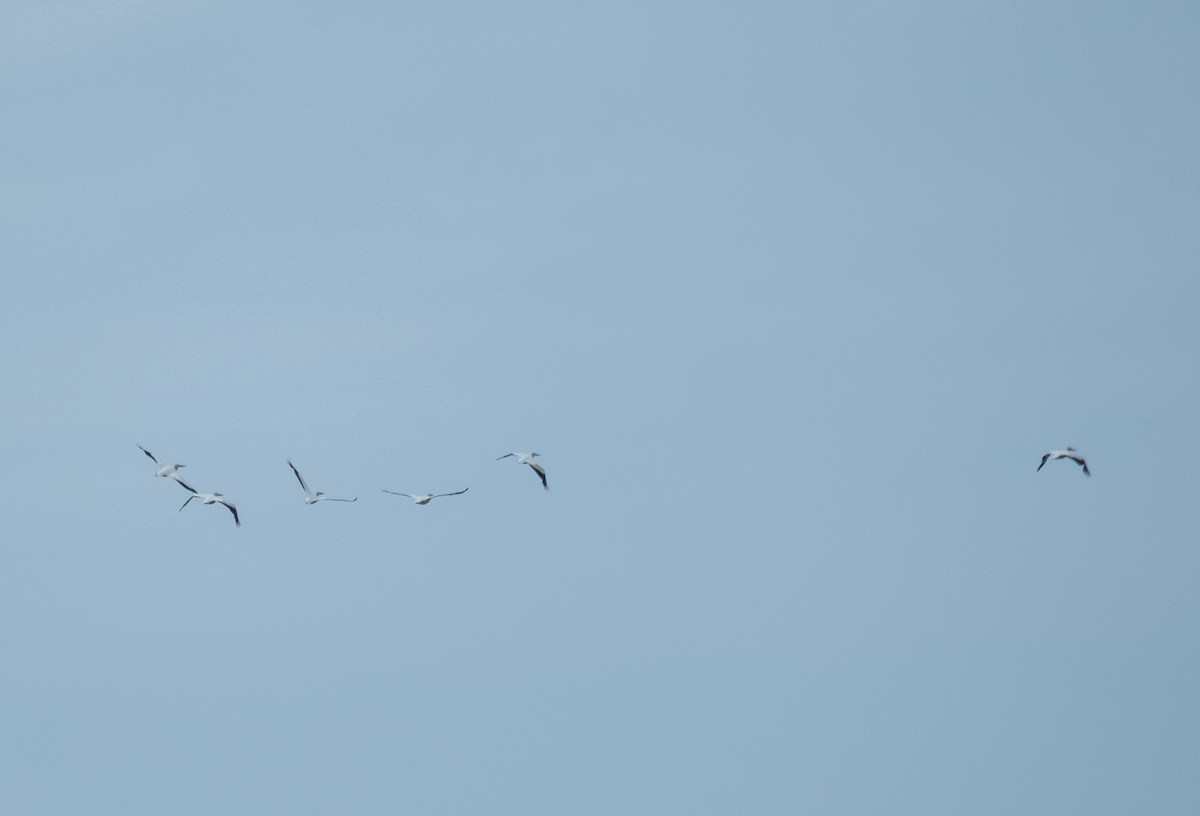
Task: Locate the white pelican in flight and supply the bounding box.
[178,483,241,527]
[139,446,188,484]
[288,459,358,503]
[382,488,469,505]
[1037,447,1090,477]
[497,452,548,490]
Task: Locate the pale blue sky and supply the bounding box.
[2,2,1199,813]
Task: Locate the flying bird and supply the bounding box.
[1037,447,1090,476]
[382,488,469,505]
[288,459,358,504]
[496,452,548,490]
[139,446,188,484]
[178,483,241,527]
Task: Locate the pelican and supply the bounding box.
[288,459,357,503]
[178,483,241,527]
[1037,447,1090,476]
[496,451,548,490]
[382,488,469,505]
[139,446,188,484]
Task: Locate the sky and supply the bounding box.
[2,1,1199,813]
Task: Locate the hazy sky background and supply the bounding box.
[2,2,1198,813]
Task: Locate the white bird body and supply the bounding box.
[178,484,241,527]
[1038,447,1090,476]
[288,459,357,504]
[497,451,548,490]
[382,488,469,505]
[139,446,188,483]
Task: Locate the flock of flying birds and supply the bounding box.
[142,444,1089,529]
[139,446,549,528]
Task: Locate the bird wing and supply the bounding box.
[288,460,313,497]
[324,496,358,502]
[496,453,515,460]
[139,446,161,464]
[432,488,469,498]
[529,462,548,489]
[1037,453,1050,471]
[179,495,197,511]
[220,499,241,526]
[382,490,415,499]
[174,476,198,493]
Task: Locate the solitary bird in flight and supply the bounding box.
[139,446,189,485]
[1037,447,1090,477]
[288,459,358,504]
[178,483,241,527]
[381,487,469,505]
[497,452,548,490]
